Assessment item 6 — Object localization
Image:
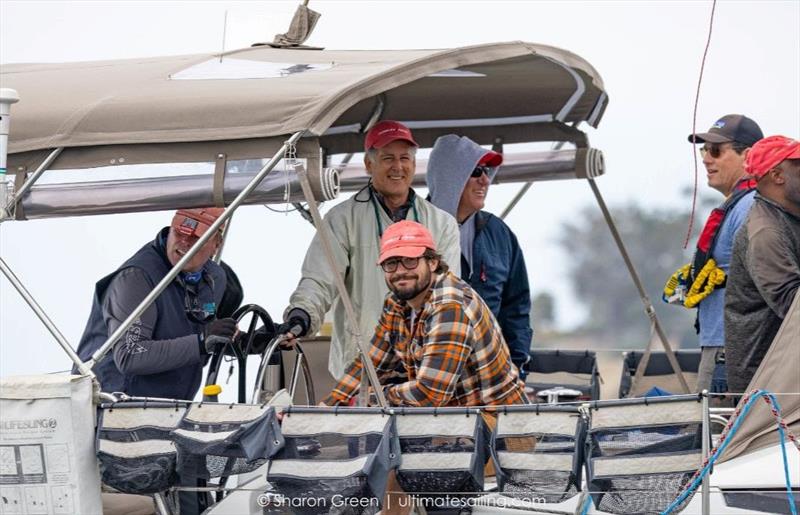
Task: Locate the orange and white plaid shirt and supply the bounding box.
[323,271,528,407]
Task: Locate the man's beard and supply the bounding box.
[388,269,432,301]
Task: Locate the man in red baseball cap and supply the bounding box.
[282,121,460,379]
[725,136,800,394]
[426,134,533,381]
[74,206,240,402]
[321,220,527,407]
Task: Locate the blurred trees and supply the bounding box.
[556,202,712,348]
[531,291,556,333]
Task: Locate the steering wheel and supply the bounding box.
[203,304,275,403]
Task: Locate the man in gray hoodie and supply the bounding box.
[426,134,532,378]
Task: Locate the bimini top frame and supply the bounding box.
[3,41,606,176]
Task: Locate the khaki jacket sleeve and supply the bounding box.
[286,208,350,335]
[438,215,462,277]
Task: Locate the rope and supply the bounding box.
[683,0,718,249]
[661,389,799,515]
[580,491,593,515]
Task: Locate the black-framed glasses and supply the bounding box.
[380,256,421,273]
[471,166,489,178]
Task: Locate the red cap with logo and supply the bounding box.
[479,150,503,167]
[364,120,418,151]
[745,135,800,179]
[377,220,437,264]
[171,208,225,238]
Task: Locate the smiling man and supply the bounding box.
[74,208,238,400]
[678,114,764,393]
[426,134,532,379]
[725,136,800,394]
[282,121,460,379]
[322,221,527,407]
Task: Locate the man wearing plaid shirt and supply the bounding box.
[322,220,528,407]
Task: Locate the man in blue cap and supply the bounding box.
[665,114,764,393]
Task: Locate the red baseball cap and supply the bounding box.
[479,150,503,167]
[171,208,225,238]
[745,135,800,179]
[377,220,437,264]
[364,120,418,151]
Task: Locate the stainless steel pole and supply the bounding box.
[295,163,387,407]
[86,131,305,369]
[0,256,94,377]
[587,177,690,393]
[6,147,64,213]
[701,390,710,515]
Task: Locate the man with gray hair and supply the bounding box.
[281,121,460,379]
[426,134,532,379]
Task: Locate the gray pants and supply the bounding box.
[696,346,722,393]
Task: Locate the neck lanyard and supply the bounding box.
[370,189,420,243]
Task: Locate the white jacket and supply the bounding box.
[288,190,460,378]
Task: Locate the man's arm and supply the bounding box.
[498,229,533,372]
[322,307,401,406]
[286,212,350,335]
[385,303,472,407]
[105,268,202,375]
[438,215,462,277]
[746,227,800,318]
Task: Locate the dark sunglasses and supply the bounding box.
[699,142,746,159]
[380,256,422,273]
[471,166,489,178]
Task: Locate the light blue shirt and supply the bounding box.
[697,190,756,347]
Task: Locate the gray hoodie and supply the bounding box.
[426,134,499,271]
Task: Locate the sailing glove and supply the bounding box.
[201,317,238,355]
[276,308,311,338]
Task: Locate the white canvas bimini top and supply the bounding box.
[3,41,607,172]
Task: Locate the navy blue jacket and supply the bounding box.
[74,229,225,399]
[462,212,532,375]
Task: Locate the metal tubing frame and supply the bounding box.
[4,147,63,214]
[701,390,711,515]
[499,132,571,220]
[212,214,232,264]
[86,131,305,369]
[0,256,94,377]
[294,162,387,406]
[587,177,691,393]
[153,492,173,515]
[251,335,314,404]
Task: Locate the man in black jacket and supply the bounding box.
[74,208,239,400]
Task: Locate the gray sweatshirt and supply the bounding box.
[426,134,499,271]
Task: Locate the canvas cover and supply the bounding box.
[720,290,800,462]
[3,42,607,173]
[0,374,102,514]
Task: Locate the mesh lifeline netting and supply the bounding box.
[492,407,584,504]
[394,409,487,510]
[586,398,704,514]
[265,408,399,515]
[171,403,283,480]
[96,405,186,494]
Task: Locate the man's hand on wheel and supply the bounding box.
[201,317,239,355]
[275,308,311,347]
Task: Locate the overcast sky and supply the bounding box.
[1,0,799,378]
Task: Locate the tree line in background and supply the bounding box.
[532,195,717,349]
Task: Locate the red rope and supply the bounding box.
[683,0,718,249]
